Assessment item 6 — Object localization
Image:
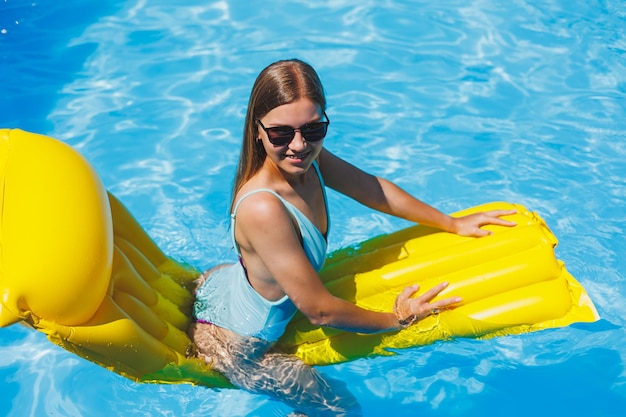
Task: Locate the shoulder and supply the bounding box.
[234,191,302,250]
[234,191,290,227]
[236,189,283,212]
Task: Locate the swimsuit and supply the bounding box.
[193,162,329,342]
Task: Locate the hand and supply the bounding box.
[452,209,517,237]
[392,282,462,327]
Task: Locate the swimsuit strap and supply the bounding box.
[230,161,329,256]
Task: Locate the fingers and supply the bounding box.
[482,210,517,226]
[395,282,462,326]
[430,295,463,311]
[455,210,518,237]
[486,209,517,217]
[416,281,450,303]
[397,284,420,301]
[417,295,461,319]
[473,228,493,237]
[414,282,462,315]
[393,284,420,321]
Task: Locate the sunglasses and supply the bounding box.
[256,112,330,146]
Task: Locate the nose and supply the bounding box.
[289,129,307,150]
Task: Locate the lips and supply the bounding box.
[284,150,311,161]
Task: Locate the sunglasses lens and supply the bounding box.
[260,119,329,146]
[267,127,295,146]
[301,123,328,142]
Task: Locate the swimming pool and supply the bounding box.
[1,0,625,415]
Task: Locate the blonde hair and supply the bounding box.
[231,59,327,210]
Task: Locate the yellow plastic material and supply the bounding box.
[0,129,599,387]
[0,129,112,328]
[0,129,232,388]
[277,203,599,365]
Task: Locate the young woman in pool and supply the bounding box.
[188,59,516,416]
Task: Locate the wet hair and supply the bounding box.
[230,59,326,210]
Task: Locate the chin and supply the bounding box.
[280,159,313,176]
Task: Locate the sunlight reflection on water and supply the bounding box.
[1,0,625,415]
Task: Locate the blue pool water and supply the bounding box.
[1,0,625,415]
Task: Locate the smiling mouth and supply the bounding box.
[285,151,310,160]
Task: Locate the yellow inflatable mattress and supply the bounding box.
[0,129,599,387]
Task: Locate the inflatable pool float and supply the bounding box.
[277,203,598,365]
[0,129,599,387]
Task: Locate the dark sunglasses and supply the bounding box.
[256,112,330,146]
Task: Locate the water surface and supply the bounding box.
[1,0,625,415]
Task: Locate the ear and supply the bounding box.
[254,124,261,140]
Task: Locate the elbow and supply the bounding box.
[305,309,332,327]
[296,294,344,328]
[300,302,336,328]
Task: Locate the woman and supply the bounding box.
[189,59,516,416]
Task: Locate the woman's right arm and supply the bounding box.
[235,193,461,333]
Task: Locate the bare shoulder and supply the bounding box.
[234,190,304,264]
[234,191,292,231]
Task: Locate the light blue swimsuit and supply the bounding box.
[194,162,329,342]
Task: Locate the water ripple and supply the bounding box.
[2,0,625,415]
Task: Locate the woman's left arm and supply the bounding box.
[318,148,516,237]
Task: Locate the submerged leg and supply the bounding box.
[189,322,361,417]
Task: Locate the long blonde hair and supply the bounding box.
[231,59,327,210]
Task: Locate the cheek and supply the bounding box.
[261,140,283,157]
[311,141,325,155]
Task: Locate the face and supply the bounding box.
[257,98,327,178]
